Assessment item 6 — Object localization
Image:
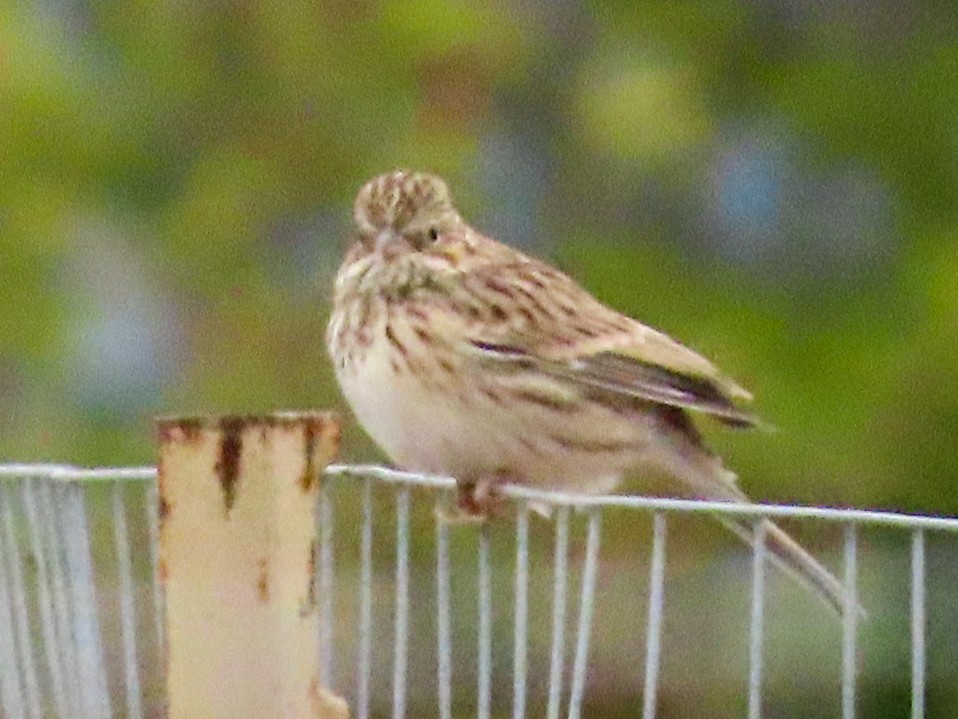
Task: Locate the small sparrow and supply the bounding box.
[327,170,860,617]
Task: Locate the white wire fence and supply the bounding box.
[0,461,955,718]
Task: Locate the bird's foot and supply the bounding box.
[433,478,504,524]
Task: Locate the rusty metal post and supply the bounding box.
[157,412,349,719]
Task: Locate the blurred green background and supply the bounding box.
[2,0,957,716]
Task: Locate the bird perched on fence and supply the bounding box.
[327,169,862,617]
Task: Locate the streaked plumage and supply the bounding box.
[327,170,862,618]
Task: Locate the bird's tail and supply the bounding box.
[661,442,866,620]
[716,514,866,620]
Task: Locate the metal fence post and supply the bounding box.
[157,412,348,719]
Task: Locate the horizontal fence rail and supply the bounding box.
[1,462,956,718]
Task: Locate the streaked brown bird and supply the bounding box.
[327,169,861,617]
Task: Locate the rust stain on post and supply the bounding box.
[157,416,205,444]
[302,540,318,616]
[300,420,319,493]
[299,415,342,493]
[216,416,245,514]
[257,557,270,602]
[157,411,345,718]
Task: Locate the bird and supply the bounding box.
[327,169,861,617]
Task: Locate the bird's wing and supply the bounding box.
[454,259,756,426]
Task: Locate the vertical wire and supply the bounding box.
[39,481,81,715]
[2,482,42,719]
[318,478,336,690]
[910,529,926,719]
[435,500,453,719]
[568,510,602,719]
[357,478,373,719]
[641,513,667,719]
[842,523,858,719]
[112,483,143,719]
[60,483,112,719]
[747,521,767,719]
[547,506,571,719]
[392,487,410,719]
[21,479,69,718]
[477,523,493,719]
[144,480,165,658]
[0,483,27,719]
[513,505,530,719]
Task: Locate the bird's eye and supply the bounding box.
[427,227,439,242]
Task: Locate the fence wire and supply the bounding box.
[0,462,955,718]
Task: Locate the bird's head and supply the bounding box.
[352,170,466,258]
